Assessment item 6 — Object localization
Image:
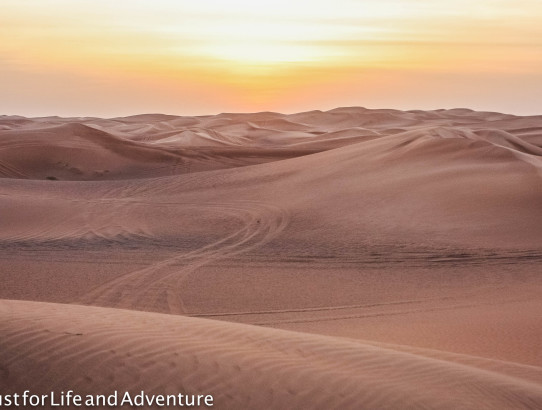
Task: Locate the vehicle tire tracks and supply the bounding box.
[76,200,289,315]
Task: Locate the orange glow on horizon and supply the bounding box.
[1,0,541,116]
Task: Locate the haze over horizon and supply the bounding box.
[2,0,542,117]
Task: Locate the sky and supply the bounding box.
[1,0,542,117]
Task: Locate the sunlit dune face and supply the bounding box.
[1,0,542,116]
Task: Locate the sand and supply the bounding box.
[1,108,541,408]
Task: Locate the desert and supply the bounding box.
[1,107,542,409]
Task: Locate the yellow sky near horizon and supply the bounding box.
[1,0,542,116]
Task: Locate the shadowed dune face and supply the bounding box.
[1,108,542,408]
[0,121,323,180]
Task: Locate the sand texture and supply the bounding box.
[1,107,541,408]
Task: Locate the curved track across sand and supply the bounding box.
[77,201,289,314]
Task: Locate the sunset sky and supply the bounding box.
[2,0,541,117]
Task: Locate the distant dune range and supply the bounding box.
[1,108,541,408]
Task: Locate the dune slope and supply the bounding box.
[2,299,542,410]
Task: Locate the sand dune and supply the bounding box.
[2,299,542,410]
[1,108,541,408]
[0,122,321,180]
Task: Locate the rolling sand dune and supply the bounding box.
[0,122,321,180]
[2,300,542,410]
[1,108,541,408]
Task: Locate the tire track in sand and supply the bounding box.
[76,201,289,315]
